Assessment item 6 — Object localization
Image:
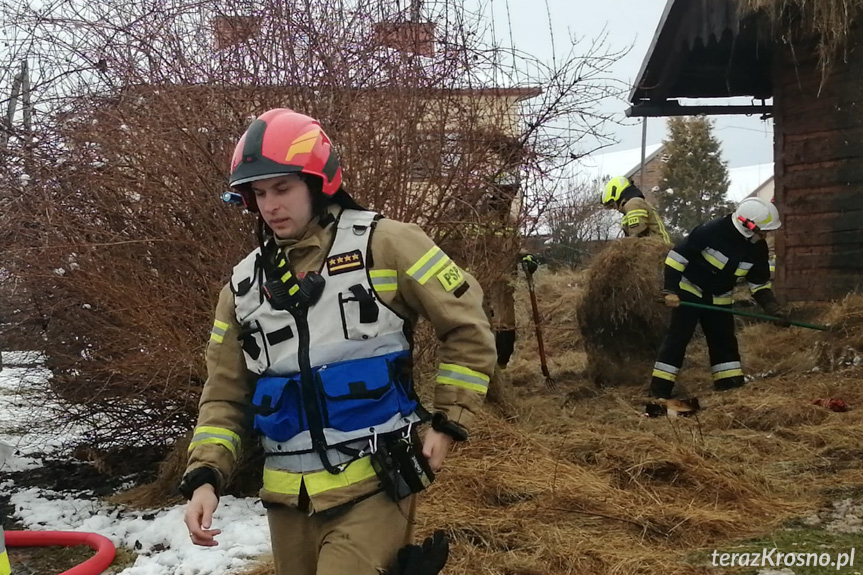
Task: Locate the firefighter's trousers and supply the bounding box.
[267,490,416,575]
[651,297,743,397]
[487,273,517,368]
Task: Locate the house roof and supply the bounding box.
[624,144,667,179]
[583,144,772,202]
[727,162,774,202]
[628,0,772,117]
[579,143,664,185]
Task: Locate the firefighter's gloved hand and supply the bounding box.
[764,302,791,328]
[389,530,449,575]
[521,254,539,275]
[663,293,680,308]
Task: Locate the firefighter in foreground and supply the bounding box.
[602,176,671,242]
[0,442,11,575]
[650,197,786,399]
[180,109,496,574]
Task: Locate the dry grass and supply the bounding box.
[229,274,863,575]
[741,0,863,75]
[411,282,863,575]
[575,237,671,387]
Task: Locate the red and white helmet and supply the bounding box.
[229,108,343,212]
[732,197,781,238]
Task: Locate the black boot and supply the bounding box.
[650,378,674,399]
[714,375,746,392]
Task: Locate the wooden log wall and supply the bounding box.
[773,33,863,301]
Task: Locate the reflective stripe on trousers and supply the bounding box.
[653,300,741,387]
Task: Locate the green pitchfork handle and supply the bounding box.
[677,300,830,331]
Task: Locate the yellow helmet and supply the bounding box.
[602,176,631,206]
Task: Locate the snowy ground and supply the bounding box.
[0,351,271,574]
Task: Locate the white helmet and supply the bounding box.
[732,197,781,238]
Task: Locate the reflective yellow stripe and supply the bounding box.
[702,248,728,270]
[406,246,451,285]
[210,320,229,343]
[436,363,490,393]
[655,216,671,243]
[263,467,302,495]
[370,269,398,278]
[627,209,649,217]
[749,281,772,294]
[652,369,677,382]
[406,246,440,276]
[281,271,292,282]
[189,426,241,457]
[735,262,754,276]
[289,284,300,295]
[757,213,773,226]
[665,256,686,272]
[665,250,688,272]
[679,280,702,298]
[713,369,744,380]
[370,269,398,292]
[0,525,7,575]
[263,456,377,496]
[713,295,733,305]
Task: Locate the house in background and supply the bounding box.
[626,0,863,301]
[587,143,773,205]
[745,176,775,203]
[582,143,665,204]
[728,163,774,203]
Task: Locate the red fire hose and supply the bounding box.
[6,530,116,575]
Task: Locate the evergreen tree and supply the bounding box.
[657,117,733,237]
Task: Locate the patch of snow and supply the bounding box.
[1,353,272,573]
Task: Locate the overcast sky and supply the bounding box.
[486,0,774,168]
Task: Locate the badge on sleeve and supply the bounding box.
[437,262,465,292]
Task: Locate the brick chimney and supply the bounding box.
[373,21,435,57]
[373,0,434,57]
[213,15,260,50]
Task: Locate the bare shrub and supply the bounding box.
[0,0,622,459]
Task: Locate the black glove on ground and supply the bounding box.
[388,530,450,575]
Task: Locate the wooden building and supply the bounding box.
[628,0,863,301]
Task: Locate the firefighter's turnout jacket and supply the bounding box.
[0,442,10,575]
[651,214,778,396]
[0,524,8,575]
[619,196,670,243]
[186,206,496,513]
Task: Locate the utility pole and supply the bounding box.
[639,116,647,189]
[2,60,31,149]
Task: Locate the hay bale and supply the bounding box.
[576,237,670,387]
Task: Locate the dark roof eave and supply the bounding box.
[628,0,679,104]
[626,100,773,118]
